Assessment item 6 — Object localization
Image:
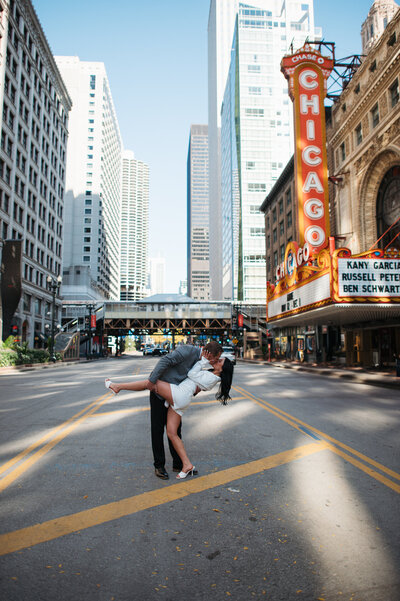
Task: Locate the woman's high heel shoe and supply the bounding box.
[105,378,117,395]
[176,466,196,480]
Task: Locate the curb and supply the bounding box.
[0,357,112,374]
[238,359,400,390]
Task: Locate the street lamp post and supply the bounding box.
[46,274,62,362]
[86,303,95,359]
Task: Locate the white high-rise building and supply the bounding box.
[120,150,149,301]
[220,1,320,302]
[148,255,166,296]
[208,0,238,300]
[55,57,122,300]
[187,125,210,301]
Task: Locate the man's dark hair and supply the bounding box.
[204,341,223,356]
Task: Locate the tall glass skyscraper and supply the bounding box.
[187,125,210,301]
[120,150,149,301]
[208,0,239,300]
[220,1,320,302]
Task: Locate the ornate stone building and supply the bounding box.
[326,5,400,367]
[327,5,400,256]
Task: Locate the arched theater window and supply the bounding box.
[376,166,400,250]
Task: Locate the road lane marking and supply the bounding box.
[327,445,400,494]
[87,397,247,417]
[0,393,112,493]
[234,385,400,490]
[233,386,320,441]
[0,441,327,556]
[0,393,248,486]
[88,407,149,417]
[0,393,110,477]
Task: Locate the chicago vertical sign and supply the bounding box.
[281,45,334,255]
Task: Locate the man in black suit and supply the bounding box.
[148,341,222,479]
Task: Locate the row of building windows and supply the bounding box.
[339,78,399,163]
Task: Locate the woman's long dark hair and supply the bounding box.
[215,358,234,405]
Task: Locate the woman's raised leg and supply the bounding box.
[166,407,193,476]
[105,378,150,395]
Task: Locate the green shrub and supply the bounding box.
[0,342,60,366]
[11,342,51,365]
[2,336,17,349]
[0,349,18,367]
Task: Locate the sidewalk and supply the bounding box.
[0,352,138,376]
[239,358,400,390]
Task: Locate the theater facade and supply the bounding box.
[262,23,400,368]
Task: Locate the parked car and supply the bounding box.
[142,345,155,355]
[152,347,168,356]
[143,345,168,356]
[221,345,236,365]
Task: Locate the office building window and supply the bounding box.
[23,293,31,312]
[355,123,362,146]
[390,79,399,107]
[371,103,379,128]
[340,141,346,162]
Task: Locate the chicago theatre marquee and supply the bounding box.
[264,34,400,369]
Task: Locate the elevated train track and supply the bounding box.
[62,297,268,337]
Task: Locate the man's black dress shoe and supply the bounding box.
[155,467,169,480]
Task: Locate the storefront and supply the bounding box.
[267,245,400,367]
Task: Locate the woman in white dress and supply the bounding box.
[105,356,233,479]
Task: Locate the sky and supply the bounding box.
[33,0,375,292]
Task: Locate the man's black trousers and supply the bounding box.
[150,390,182,470]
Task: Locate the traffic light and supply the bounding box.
[12,325,18,335]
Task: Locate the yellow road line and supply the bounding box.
[88,407,149,417]
[88,396,247,417]
[0,441,327,556]
[0,393,112,494]
[0,393,110,477]
[327,444,400,494]
[234,385,400,489]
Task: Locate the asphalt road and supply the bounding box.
[0,355,399,601]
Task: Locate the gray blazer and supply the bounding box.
[149,345,202,386]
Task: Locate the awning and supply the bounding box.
[267,303,400,328]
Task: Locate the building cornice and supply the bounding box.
[17,0,72,111]
[329,9,400,145]
[329,53,400,146]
